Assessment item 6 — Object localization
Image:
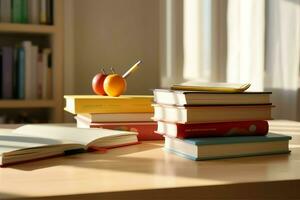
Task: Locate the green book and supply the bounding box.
[12,0,28,23]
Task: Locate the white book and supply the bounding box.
[0,124,138,166]
[77,113,154,123]
[30,45,38,99]
[28,0,39,24]
[22,41,33,99]
[40,0,47,24]
[0,0,11,22]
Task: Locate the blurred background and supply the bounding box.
[0,0,299,123]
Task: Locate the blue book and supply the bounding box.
[164,133,291,161]
[17,47,25,99]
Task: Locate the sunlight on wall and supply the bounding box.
[183,0,211,81]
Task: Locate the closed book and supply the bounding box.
[11,0,28,23]
[165,133,291,161]
[153,104,272,123]
[16,47,25,99]
[28,0,39,24]
[64,95,154,114]
[153,89,271,106]
[22,41,32,99]
[75,116,163,141]
[39,0,47,24]
[77,113,154,123]
[156,120,269,139]
[1,47,13,99]
[0,0,11,22]
[0,124,138,166]
[30,45,38,99]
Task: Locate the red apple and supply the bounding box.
[92,71,107,95]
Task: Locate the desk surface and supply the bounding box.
[0,120,300,199]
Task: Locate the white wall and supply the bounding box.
[65,0,160,95]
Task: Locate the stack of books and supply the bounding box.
[64,95,164,141]
[152,89,291,160]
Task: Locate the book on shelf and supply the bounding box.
[164,133,291,161]
[0,0,11,22]
[75,116,163,141]
[77,112,154,123]
[156,120,269,139]
[12,0,28,23]
[0,42,52,100]
[64,95,154,114]
[0,0,53,24]
[153,89,271,106]
[0,124,138,166]
[153,104,273,123]
[1,46,13,99]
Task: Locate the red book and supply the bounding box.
[75,116,163,141]
[156,120,269,139]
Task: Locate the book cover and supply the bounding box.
[0,0,11,22]
[165,133,291,161]
[75,116,163,141]
[1,47,13,99]
[64,95,154,114]
[153,89,271,106]
[156,120,269,138]
[153,104,273,123]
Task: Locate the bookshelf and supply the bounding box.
[0,0,64,123]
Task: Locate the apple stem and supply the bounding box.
[110,67,116,74]
[101,68,107,75]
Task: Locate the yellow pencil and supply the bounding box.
[122,60,142,79]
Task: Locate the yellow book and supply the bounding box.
[64,95,154,114]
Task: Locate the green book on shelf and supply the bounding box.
[12,0,28,23]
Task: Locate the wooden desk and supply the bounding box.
[0,120,300,199]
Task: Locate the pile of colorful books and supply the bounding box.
[152,89,291,160]
[64,95,163,141]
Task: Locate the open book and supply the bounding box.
[0,124,138,166]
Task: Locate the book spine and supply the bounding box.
[22,41,32,99]
[1,47,13,99]
[28,0,39,24]
[12,0,28,23]
[175,121,269,139]
[76,117,163,141]
[30,45,38,99]
[40,0,47,24]
[0,0,11,22]
[17,47,25,99]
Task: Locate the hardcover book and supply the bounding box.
[75,116,163,141]
[153,89,271,106]
[156,120,269,138]
[153,104,272,123]
[0,124,138,166]
[165,133,291,161]
[77,112,154,123]
[64,95,154,114]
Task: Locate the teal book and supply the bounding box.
[17,47,25,99]
[164,133,291,161]
[12,0,28,23]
